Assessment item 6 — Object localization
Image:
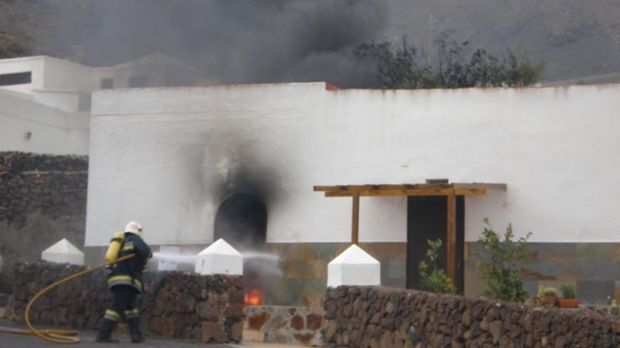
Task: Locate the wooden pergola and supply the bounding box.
[313,182,507,282]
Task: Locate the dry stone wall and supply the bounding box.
[7,262,244,343]
[323,286,620,348]
[0,152,88,292]
[0,152,87,226]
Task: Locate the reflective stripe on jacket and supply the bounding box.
[108,232,151,293]
[107,275,143,290]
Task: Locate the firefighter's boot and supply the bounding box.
[128,317,144,343]
[96,318,119,343]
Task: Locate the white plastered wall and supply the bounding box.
[0,55,207,156]
[0,90,89,155]
[40,56,93,92]
[86,83,620,246]
[0,56,94,113]
[0,56,93,95]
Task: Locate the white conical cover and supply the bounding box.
[194,238,243,275]
[41,238,84,265]
[198,238,242,256]
[327,244,380,287]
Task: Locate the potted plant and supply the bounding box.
[559,284,580,308]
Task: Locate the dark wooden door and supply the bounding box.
[406,196,465,293]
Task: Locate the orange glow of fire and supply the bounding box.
[244,289,262,306]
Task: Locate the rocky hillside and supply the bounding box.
[0,0,96,61]
[387,0,620,82]
[0,1,30,58]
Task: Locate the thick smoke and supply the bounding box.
[76,0,389,87]
[20,0,620,84]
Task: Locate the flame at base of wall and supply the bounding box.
[244,288,263,306]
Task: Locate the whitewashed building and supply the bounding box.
[85,82,620,305]
[0,54,204,155]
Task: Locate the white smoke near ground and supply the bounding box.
[152,252,196,265]
[151,250,282,277]
[242,251,283,277]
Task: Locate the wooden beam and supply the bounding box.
[314,185,349,192]
[314,183,505,195]
[453,183,507,191]
[351,193,360,244]
[323,187,486,197]
[454,188,487,196]
[315,184,449,192]
[446,193,456,284]
[326,188,451,197]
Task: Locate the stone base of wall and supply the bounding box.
[7,262,244,343]
[323,286,620,348]
[244,305,324,346]
[466,242,620,304]
[263,241,620,306]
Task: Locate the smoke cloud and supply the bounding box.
[75,0,390,87]
[18,0,620,84]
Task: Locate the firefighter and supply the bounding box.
[96,221,152,343]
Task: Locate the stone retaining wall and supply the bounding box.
[0,152,88,226]
[323,286,620,348]
[0,151,88,292]
[7,262,244,343]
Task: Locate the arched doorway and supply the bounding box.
[214,193,267,249]
[214,193,269,304]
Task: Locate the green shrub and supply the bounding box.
[477,219,531,302]
[543,287,558,297]
[419,239,455,294]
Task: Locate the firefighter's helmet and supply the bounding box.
[125,221,143,234]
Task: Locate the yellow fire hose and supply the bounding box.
[0,253,135,344]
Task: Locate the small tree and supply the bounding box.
[419,239,455,294]
[354,30,543,89]
[477,219,531,302]
[354,38,438,89]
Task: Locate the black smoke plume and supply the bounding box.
[75,0,389,87]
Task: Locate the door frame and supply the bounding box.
[406,195,465,293]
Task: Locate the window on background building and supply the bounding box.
[128,75,148,87]
[100,78,114,89]
[0,72,32,86]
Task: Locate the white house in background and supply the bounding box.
[0,54,204,155]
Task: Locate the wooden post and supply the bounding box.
[446,192,456,282]
[352,192,360,244]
